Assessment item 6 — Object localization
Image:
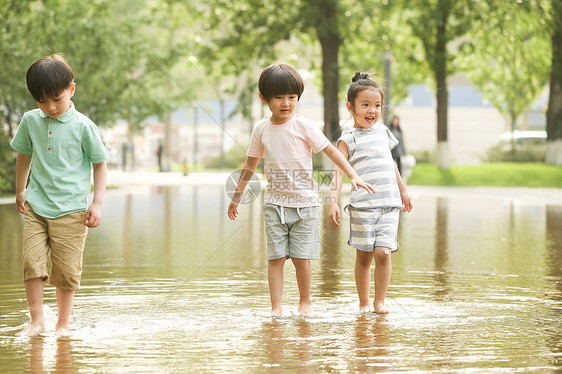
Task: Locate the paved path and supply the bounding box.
[107,170,231,187]
[106,170,562,206]
[1,170,561,206]
[408,185,562,206]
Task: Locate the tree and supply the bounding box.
[0,0,41,192]
[0,1,44,137]
[138,0,204,168]
[338,4,427,123]
[0,0,153,192]
[459,1,551,151]
[304,0,341,141]
[401,0,478,169]
[197,0,406,143]
[546,0,562,165]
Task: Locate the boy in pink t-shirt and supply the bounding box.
[227,63,374,317]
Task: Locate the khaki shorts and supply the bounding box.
[23,203,88,290]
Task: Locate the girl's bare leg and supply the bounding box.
[17,277,46,337]
[55,288,75,336]
[292,258,311,315]
[373,247,392,314]
[268,257,286,317]
[355,250,374,312]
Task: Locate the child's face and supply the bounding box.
[37,82,75,119]
[347,88,382,129]
[260,93,298,125]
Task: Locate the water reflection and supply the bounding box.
[353,315,391,372]
[25,337,76,374]
[432,197,450,300]
[0,185,561,372]
[25,338,43,374]
[319,202,343,296]
[0,204,23,280]
[545,205,562,366]
[546,205,562,280]
[260,319,313,373]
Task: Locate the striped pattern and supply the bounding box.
[339,124,403,210]
[348,206,400,252]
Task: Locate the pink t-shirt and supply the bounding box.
[247,113,331,207]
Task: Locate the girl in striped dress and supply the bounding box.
[329,72,413,314]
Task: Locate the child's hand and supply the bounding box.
[86,203,102,228]
[328,203,341,227]
[350,177,376,193]
[16,190,26,214]
[401,192,413,213]
[227,201,239,220]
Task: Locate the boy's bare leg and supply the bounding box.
[268,257,286,317]
[55,288,74,336]
[373,247,392,314]
[292,258,312,315]
[355,250,374,312]
[17,277,46,336]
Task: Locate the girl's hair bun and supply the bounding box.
[352,72,370,82]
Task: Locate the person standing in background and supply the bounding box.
[389,115,406,175]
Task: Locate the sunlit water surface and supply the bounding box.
[1,184,561,373]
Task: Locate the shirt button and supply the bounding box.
[49,131,52,135]
[48,147,52,151]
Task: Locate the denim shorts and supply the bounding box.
[347,206,400,253]
[263,204,320,260]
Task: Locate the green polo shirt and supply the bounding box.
[10,102,109,219]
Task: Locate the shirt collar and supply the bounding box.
[343,126,375,135]
[39,101,77,123]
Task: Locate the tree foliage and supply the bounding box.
[400,0,481,168]
[0,0,206,192]
[546,0,562,165]
[196,0,416,141]
[459,1,551,141]
[0,0,159,192]
[1,0,560,190]
[338,2,427,122]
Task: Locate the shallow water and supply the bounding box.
[0,184,561,373]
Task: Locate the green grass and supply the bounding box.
[408,163,562,188]
[2,163,561,198]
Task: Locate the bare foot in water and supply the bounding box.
[55,324,70,337]
[16,322,45,337]
[271,307,282,318]
[298,302,311,316]
[374,301,389,314]
[359,303,370,313]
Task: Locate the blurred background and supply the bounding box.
[1,0,561,193]
[1,3,561,372]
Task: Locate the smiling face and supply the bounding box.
[347,87,382,129]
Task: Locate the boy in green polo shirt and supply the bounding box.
[10,54,109,337]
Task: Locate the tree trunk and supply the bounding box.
[164,111,172,171]
[509,117,517,154]
[193,105,199,167]
[546,1,562,165]
[316,0,341,143]
[435,7,450,169]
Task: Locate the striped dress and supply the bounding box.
[338,124,403,251]
[338,124,403,210]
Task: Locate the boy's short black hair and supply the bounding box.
[258,63,304,101]
[26,54,74,102]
